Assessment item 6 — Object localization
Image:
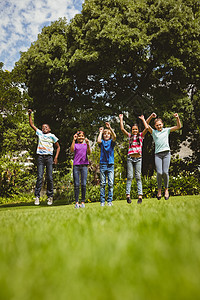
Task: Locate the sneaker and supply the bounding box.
[34,197,40,205]
[47,197,53,206]
[107,202,113,206]
[75,203,80,209]
[137,198,142,204]
[127,197,132,204]
[81,203,85,208]
[100,202,105,207]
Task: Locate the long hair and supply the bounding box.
[130,123,140,145]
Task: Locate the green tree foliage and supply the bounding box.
[0,62,34,156]
[15,0,200,166]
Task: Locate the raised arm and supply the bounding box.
[138,115,149,136]
[85,138,91,155]
[146,112,156,134]
[28,109,37,131]
[170,113,182,132]
[119,114,129,137]
[54,141,60,164]
[105,122,116,142]
[97,127,104,144]
[70,133,77,153]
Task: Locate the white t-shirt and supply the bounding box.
[36,129,58,155]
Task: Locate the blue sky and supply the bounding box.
[0,0,84,71]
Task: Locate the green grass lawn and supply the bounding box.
[0,195,200,300]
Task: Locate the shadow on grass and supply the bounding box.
[0,199,73,209]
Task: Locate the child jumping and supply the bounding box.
[28,109,60,205]
[97,122,116,206]
[70,131,91,208]
[147,112,182,200]
[119,114,149,204]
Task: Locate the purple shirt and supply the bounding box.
[73,143,89,165]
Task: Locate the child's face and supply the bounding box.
[77,132,85,143]
[103,129,111,141]
[42,124,50,134]
[132,125,139,135]
[155,120,163,131]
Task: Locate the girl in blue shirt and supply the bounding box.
[147,113,182,200]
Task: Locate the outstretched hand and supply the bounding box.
[119,114,123,119]
[174,113,179,118]
[99,127,104,132]
[138,115,145,120]
[73,133,78,140]
[151,112,157,118]
[105,122,111,129]
[28,109,32,115]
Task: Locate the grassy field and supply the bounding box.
[0,195,200,300]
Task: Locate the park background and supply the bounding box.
[0,0,199,205]
[0,1,200,300]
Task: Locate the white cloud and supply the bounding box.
[0,0,84,71]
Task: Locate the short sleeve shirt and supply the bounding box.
[36,129,58,155]
[73,143,89,165]
[152,128,171,154]
[128,132,144,156]
[99,139,115,164]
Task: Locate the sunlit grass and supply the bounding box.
[0,195,200,300]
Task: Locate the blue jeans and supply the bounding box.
[100,164,114,203]
[155,151,171,189]
[126,157,143,196]
[35,155,53,198]
[73,165,88,202]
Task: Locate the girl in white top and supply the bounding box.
[147,113,182,200]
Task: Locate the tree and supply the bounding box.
[0,62,34,156]
[15,0,200,169]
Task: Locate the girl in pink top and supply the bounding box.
[119,114,149,204]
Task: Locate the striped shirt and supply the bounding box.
[36,129,58,155]
[128,132,144,156]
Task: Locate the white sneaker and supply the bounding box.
[34,197,40,205]
[107,202,113,206]
[100,202,105,207]
[47,197,53,206]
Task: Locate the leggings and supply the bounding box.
[155,151,171,189]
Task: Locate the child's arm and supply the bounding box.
[97,127,104,144]
[138,115,149,136]
[85,138,91,155]
[146,112,156,134]
[146,112,157,124]
[28,109,37,131]
[105,122,116,142]
[170,113,182,132]
[54,141,60,164]
[70,133,77,153]
[119,114,129,137]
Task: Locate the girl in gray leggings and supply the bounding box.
[147,113,182,200]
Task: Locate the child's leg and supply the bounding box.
[35,155,45,198]
[162,151,171,197]
[100,164,107,203]
[126,157,133,197]
[134,158,143,198]
[107,164,114,202]
[46,155,54,198]
[155,153,163,195]
[80,165,88,203]
[73,165,80,203]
